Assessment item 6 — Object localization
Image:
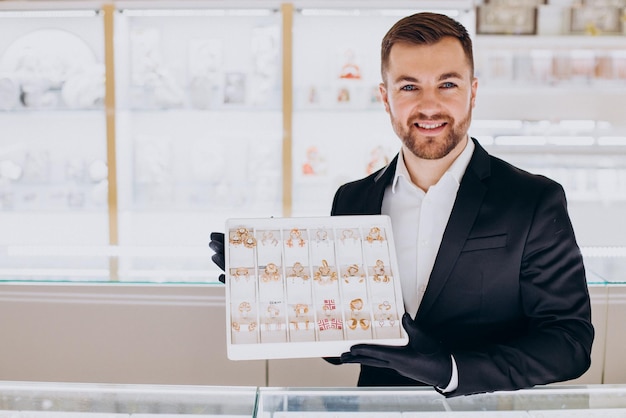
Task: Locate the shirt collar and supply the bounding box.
[391,137,475,194]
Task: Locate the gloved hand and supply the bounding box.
[340,313,452,388]
[208,232,226,283]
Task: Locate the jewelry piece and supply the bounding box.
[372,259,390,283]
[229,233,243,246]
[238,301,252,317]
[233,267,250,282]
[349,298,364,312]
[376,302,393,327]
[287,262,309,282]
[314,259,338,283]
[316,229,328,241]
[267,305,281,318]
[261,231,278,247]
[290,320,311,331]
[366,226,385,243]
[340,229,358,243]
[378,301,392,311]
[294,303,309,317]
[233,321,257,332]
[261,263,281,282]
[318,318,342,330]
[322,299,336,315]
[229,227,257,248]
[243,234,257,249]
[343,264,365,283]
[286,228,306,248]
[347,317,370,331]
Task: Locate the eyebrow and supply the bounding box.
[393,72,465,84]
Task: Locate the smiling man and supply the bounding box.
[331,12,594,397]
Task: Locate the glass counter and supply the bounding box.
[0,381,257,417]
[3,382,626,417]
[256,385,626,417]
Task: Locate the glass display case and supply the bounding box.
[0,4,109,282]
[113,3,284,283]
[256,385,626,417]
[0,381,257,417]
[2,382,626,417]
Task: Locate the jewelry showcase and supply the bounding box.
[225,215,408,360]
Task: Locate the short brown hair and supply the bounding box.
[381,12,474,80]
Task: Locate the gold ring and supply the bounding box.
[350,298,364,312]
[366,226,384,243]
[262,231,278,246]
[314,260,337,283]
[286,228,305,248]
[341,229,356,242]
[233,267,249,281]
[267,305,280,317]
[243,234,257,248]
[229,233,243,246]
[294,303,309,316]
[378,301,391,311]
[262,263,280,282]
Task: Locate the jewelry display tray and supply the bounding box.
[225,215,408,360]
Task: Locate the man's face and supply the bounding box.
[379,37,478,160]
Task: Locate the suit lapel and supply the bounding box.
[417,139,491,317]
[363,154,398,215]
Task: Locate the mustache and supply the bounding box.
[409,113,452,123]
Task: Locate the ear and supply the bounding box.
[470,77,478,109]
[379,82,390,113]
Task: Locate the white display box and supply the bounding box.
[225,215,408,360]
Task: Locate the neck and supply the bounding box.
[403,136,468,192]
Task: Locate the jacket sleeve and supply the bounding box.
[450,181,594,396]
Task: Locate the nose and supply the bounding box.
[414,87,441,118]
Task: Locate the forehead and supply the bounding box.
[386,37,471,79]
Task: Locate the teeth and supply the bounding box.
[417,122,444,130]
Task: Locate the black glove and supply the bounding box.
[340,313,452,388]
[208,232,225,283]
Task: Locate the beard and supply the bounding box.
[391,108,472,160]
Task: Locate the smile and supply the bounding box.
[416,122,445,130]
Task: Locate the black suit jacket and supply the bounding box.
[331,138,594,396]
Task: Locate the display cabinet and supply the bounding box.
[0,3,109,282]
[113,2,284,283]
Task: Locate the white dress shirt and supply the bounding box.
[381,137,474,392]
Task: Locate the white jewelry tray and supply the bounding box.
[225,215,408,360]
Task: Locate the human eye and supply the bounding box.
[400,84,417,92]
[440,81,457,89]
